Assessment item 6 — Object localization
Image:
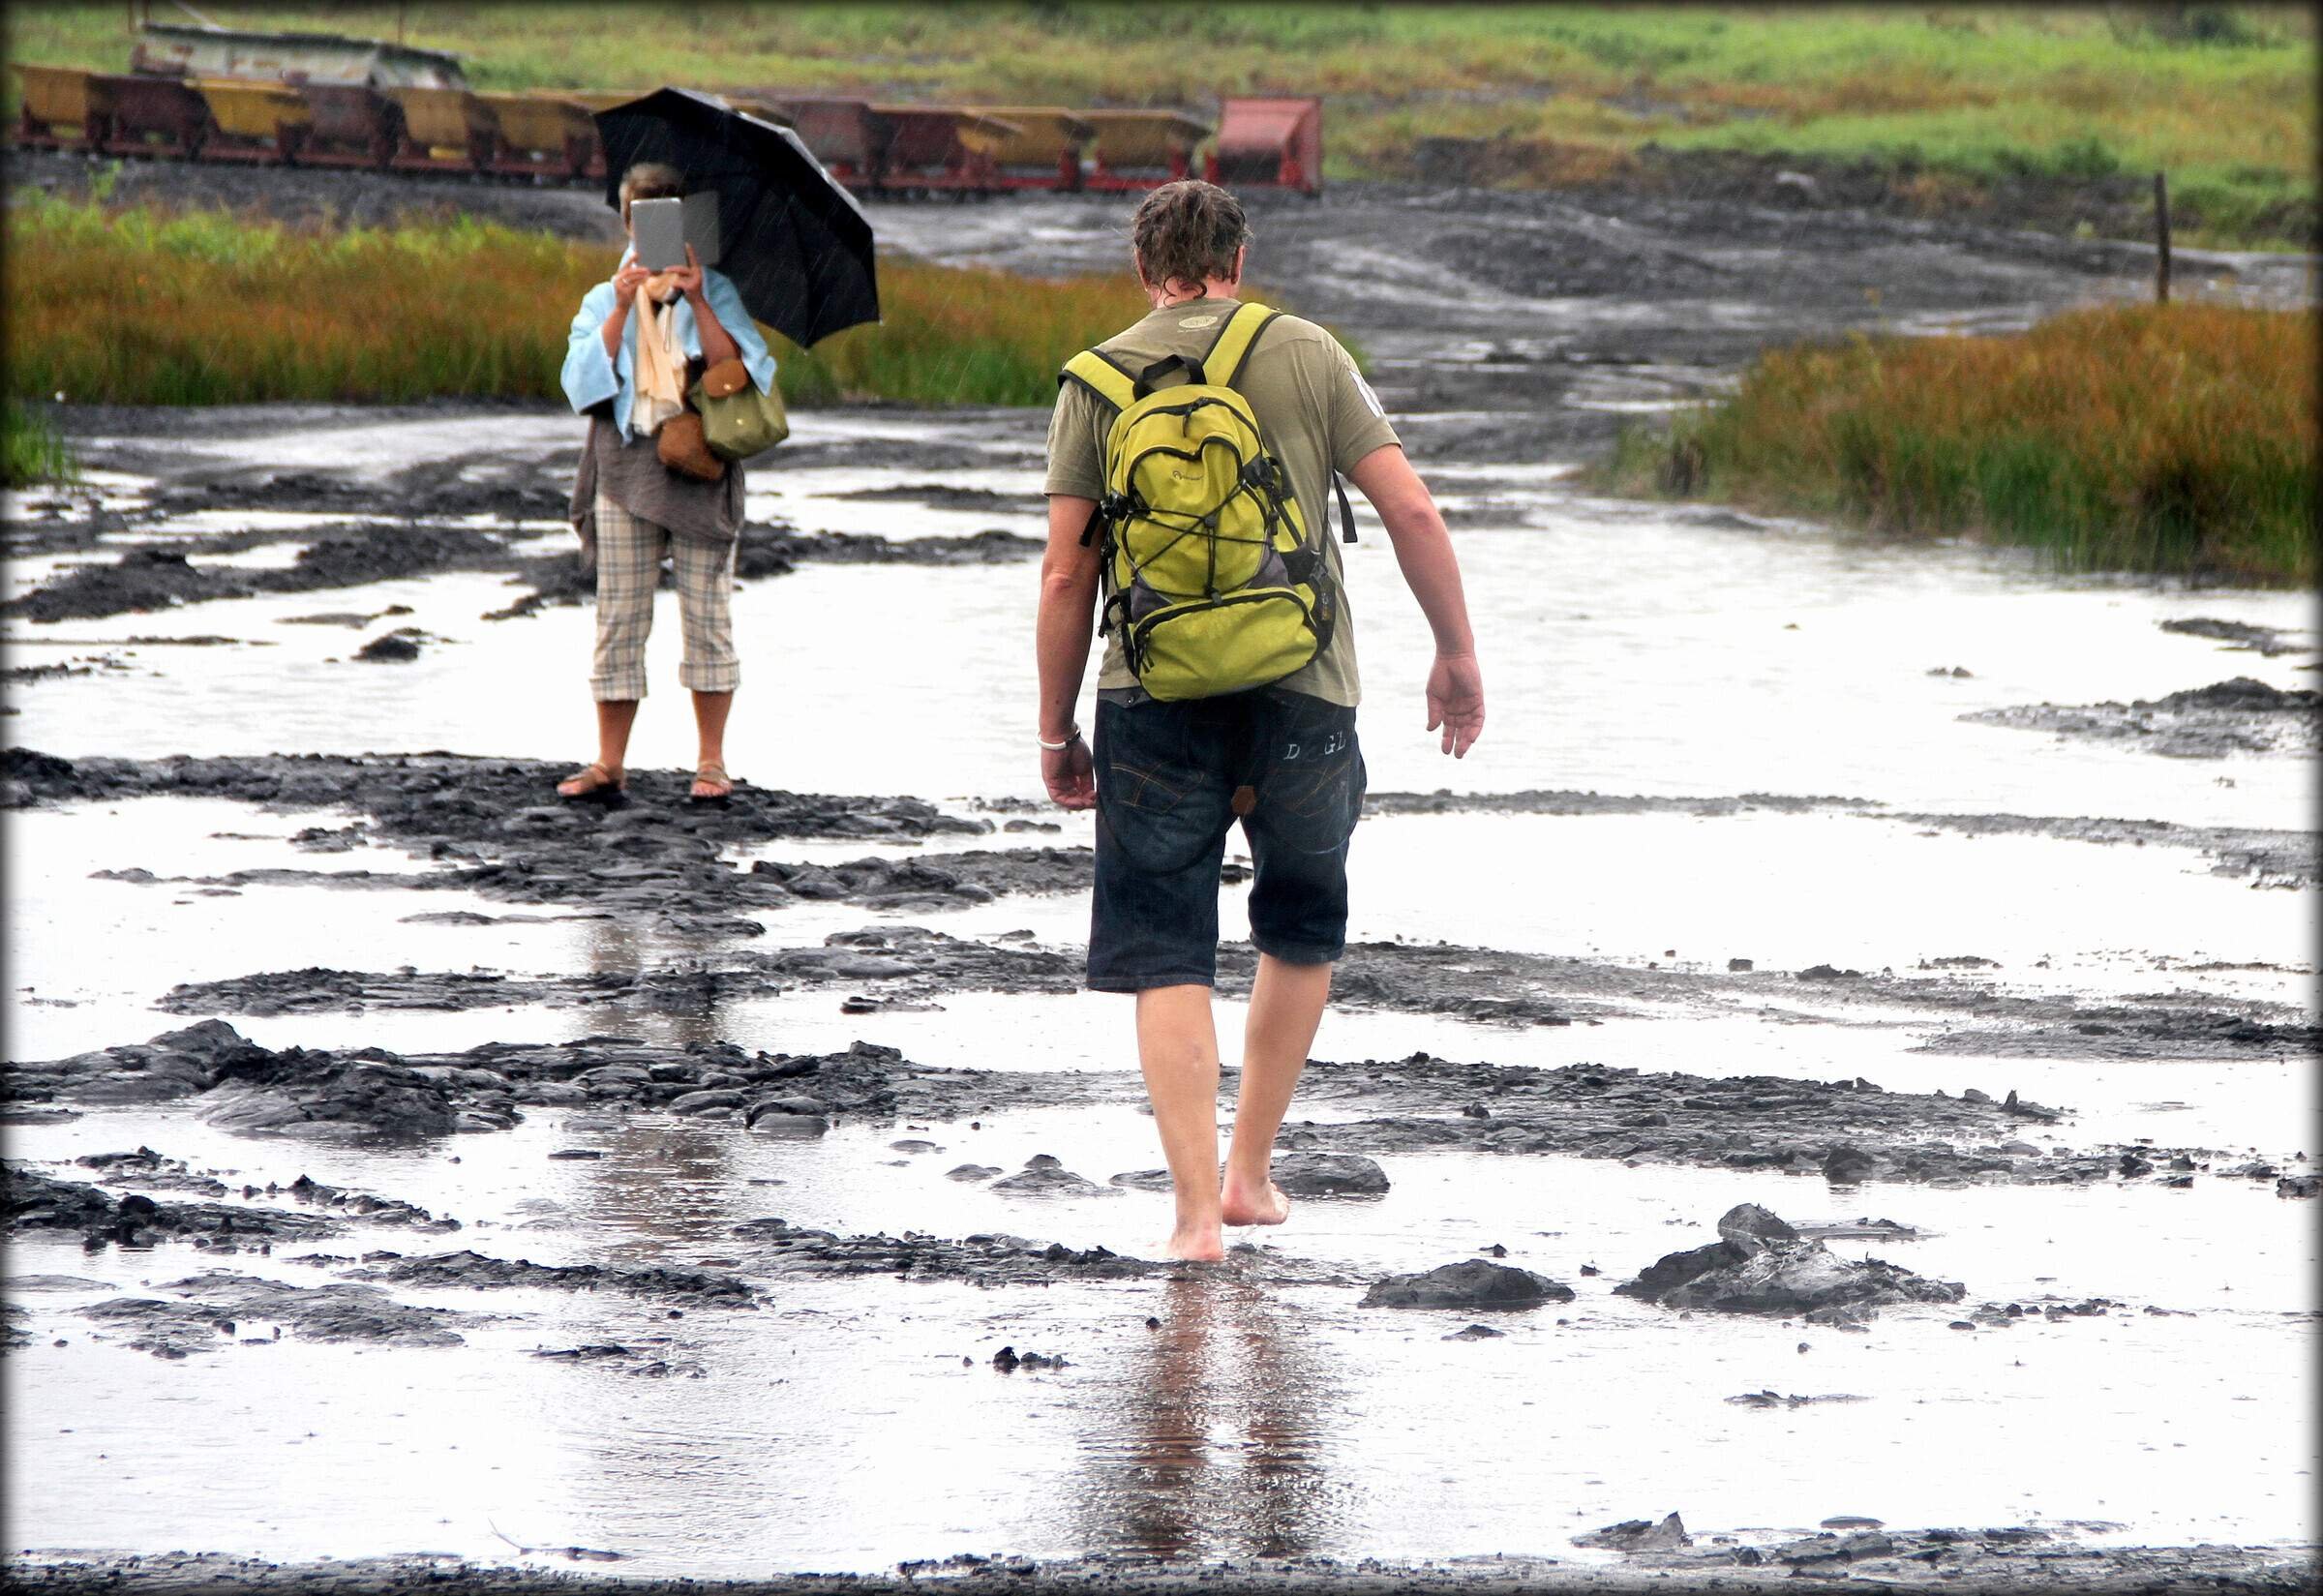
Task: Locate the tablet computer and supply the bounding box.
[630,197,686,271]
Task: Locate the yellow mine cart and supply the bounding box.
[190,77,310,164]
[15,64,113,150]
[969,105,1094,189]
[1080,109,1212,189]
[381,84,498,169]
[561,90,649,114]
[478,90,596,179]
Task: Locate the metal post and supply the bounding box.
[2154,171,2172,305]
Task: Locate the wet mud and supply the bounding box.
[1,508,1041,629]
[3,1162,342,1250]
[6,749,1088,928]
[10,1537,2315,1593]
[9,158,2315,1586]
[2161,617,2315,659]
[1964,678,2322,760]
[76,1272,472,1356]
[10,1019,2299,1191]
[1614,1203,1964,1323]
[4,1023,1134,1140]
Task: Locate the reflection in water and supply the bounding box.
[1075,1277,1345,1560]
[568,911,738,1050]
[561,912,752,1252]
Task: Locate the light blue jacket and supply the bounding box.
[560,251,778,441]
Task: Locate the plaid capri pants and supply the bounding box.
[589,494,740,702]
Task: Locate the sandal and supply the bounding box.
[689,762,734,803]
[557,761,626,801]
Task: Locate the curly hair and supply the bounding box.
[618,161,686,226]
[1131,180,1252,296]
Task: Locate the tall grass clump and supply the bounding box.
[1592,303,2316,585]
[3,194,1153,409]
[2,401,76,487]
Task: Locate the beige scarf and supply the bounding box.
[630,271,688,437]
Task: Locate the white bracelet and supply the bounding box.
[1038,729,1082,751]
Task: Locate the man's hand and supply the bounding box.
[1427,651,1485,758]
[1042,738,1096,809]
[612,260,650,301]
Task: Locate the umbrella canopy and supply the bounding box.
[595,86,878,348]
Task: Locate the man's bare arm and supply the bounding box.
[1347,443,1484,757]
[1036,495,1103,806]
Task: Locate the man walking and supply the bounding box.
[1038,180,1484,1261]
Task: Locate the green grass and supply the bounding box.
[2,399,75,486]
[1587,302,2316,585]
[3,191,1152,407]
[9,4,2315,244]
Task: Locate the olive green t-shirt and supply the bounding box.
[1043,298,1401,708]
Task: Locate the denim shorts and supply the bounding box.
[1089,686,1366,991]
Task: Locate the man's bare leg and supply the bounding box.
[1221,954,1331,1226]
[1136,983,1225,1261]
[558,699,640,796]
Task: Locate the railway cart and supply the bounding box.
[98,72,213,160]
[872,105,1013,196]
[290,83,403,169]
[479,91,596,180]
[1079,108,1211,191]
[722,97,797,130]
[14,64,113,151]
[381,85,499,172]
[763,97,892,191]
[1206,96,1322,196]
[190,77,309,164]
[970,105,1093,191]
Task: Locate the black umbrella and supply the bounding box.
[594,86,879,348]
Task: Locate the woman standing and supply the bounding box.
[558,161,777,801]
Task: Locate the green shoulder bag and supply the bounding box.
[692,356,788,463]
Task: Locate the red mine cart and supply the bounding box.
[764,98,892,191]
[15,65,114,151]
[99,73,213,160]
[1080,109,1211,191]
[190,78,309,164]
[380,85,498,172]
[1207,96,1322,196]
[290,82,404,169]
[972,105,1094,191]
[872,105,1013,196]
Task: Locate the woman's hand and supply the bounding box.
[601,262,649,357]
[670,244,706,302]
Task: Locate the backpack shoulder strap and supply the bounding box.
[1206,301,1281,392]
[1060,347,1138,413]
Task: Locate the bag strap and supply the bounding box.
[1334,473,1358,544]
[1206,301,1279,391]
[1131,352,1207,399]
[1060,347,1137,412]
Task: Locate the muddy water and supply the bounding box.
[7,184,2320,1582]
[6,1100,2316,1577]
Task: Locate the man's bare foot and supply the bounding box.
[1220,1178,1291,1227]
[1163,1222,1225,1262]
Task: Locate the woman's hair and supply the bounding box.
[1131,180,1251,295]
[618,162,686,226]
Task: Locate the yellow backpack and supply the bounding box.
[1062,301,1353,702]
